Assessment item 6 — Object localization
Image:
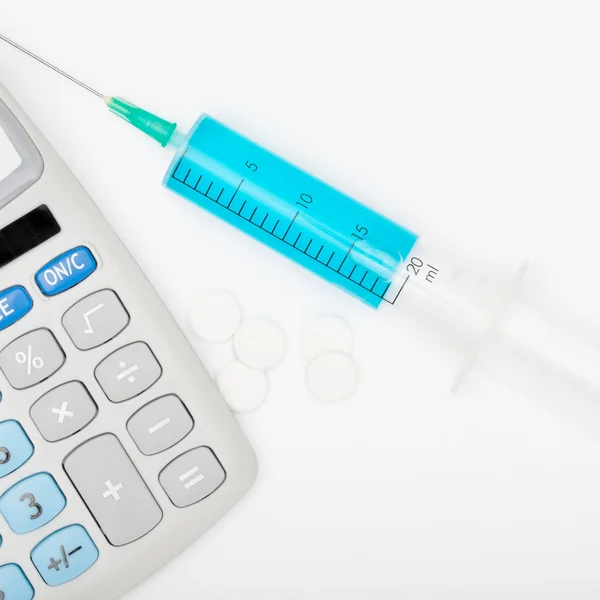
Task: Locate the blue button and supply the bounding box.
[0,473,66,534]
[31,524,99,586]
[0,421,34,479]
[0,287,33,332]
[0,564,34,600]
[35,247,97,296]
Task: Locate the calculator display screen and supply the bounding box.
[0,205,61,269]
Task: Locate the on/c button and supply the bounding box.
[35,246,97,296]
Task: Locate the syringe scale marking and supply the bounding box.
[171,159,405,304]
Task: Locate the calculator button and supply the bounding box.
[0,564,34,600]
[0,421,33,478]
[159,447,226,508]
[62,290,130,350]
[127,395,194,456]
[0,286,33,332]
[30,382,98,442]
[63,434,162,546]
[0,472,66,534]
[31,524,99,586]
[35,246,97,297]
[0,329,65,389]
[95,342,162,403]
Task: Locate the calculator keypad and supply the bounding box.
[0,472,66,534]
[64,434,163,546]
[0,563,34,599]
[0,421,34,478]
[159,447,226,508]
[0,329,65,389]
[0,245,230,593]
[95,342,162,403]
[30,382,98,442]
[127,395,194,456]
[62,289,130,350]
[31,524,99,586]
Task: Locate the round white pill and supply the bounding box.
[301,315,354,360]
[233,317,287,370]
[216,361,269,412]
[188,290,242,343]
[305,353,359,402]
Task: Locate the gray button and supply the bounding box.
[64,433,162,546]
[30,381,97,442]
[95,342,161,403]
[62,289,130,350]
[127,395,194,456]
[159,447,226,508]
[0,329,65,389]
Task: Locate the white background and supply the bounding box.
[2,2,600,598]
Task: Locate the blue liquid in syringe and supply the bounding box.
[164,116,418,308]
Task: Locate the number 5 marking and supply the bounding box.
[20,492,43,519]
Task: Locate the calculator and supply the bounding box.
[0,82,258,599]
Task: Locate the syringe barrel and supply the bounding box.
[164,115,419,308]
[163,115,600,398]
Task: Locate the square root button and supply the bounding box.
[63,290,129,350]
[159,447,226,508]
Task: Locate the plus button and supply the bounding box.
[102,480,123,501]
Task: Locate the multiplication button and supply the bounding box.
[31,382,98,442]
[0,329,65,389]
[95,342,162,403]
[64,434,162,546]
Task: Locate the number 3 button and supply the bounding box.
[0,472,66,533]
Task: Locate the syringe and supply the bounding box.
[3,32,599,397]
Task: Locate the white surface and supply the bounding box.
[233,316,287,370]
[2,2,600,598]
[188,290,242,342]
[216,361,269,413]
[0,125,20,180]
[306,353,359,402]
[301,314,354,360]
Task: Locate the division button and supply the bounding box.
[127,395,194,456]
[94,342,162,403]
[31,524,99,586]
[30,382,98,442]
[159,447,226,508]
[62,289,130,350]
[63,434,162,546]
[0,329,65,390]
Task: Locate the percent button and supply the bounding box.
[0,329,65,389]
